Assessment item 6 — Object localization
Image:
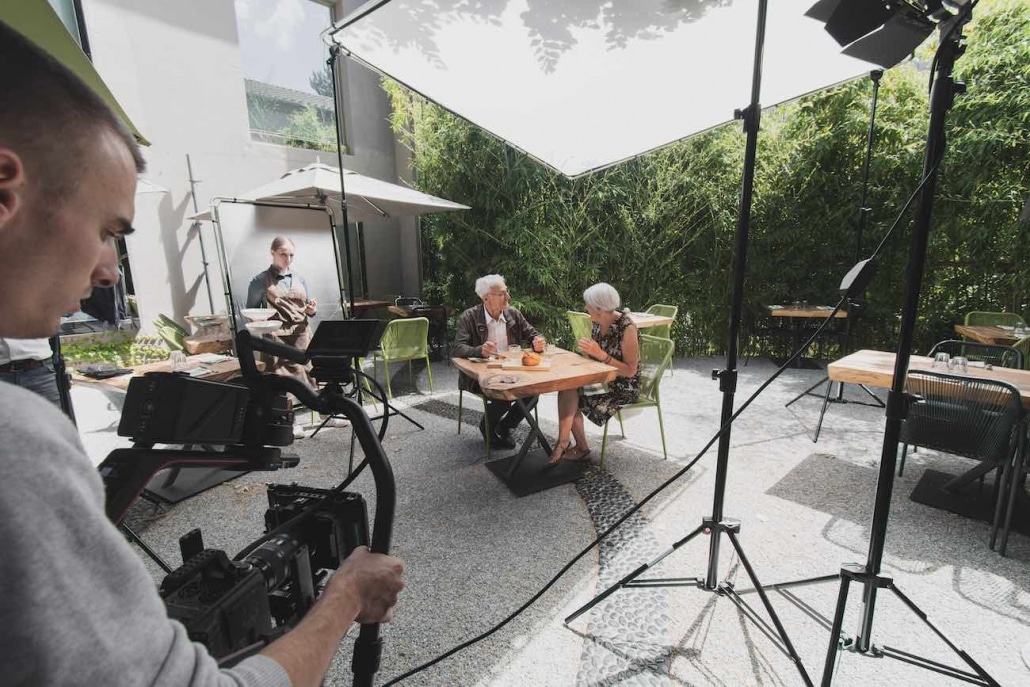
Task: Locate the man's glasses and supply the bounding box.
[488,290,511,299]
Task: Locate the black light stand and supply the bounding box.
[817,11,999,685]
[565,3,814,684]
[49,334,77,425]
[786,69,885,442]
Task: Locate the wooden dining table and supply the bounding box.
[73,353,250,391]
[452,349,616,495]
[953,324,1022,346]
[627,311,674,329]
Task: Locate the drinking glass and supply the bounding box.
[1015,323,1027,338]
[169,350,189,372]
[545,342,557,356]
[950,356,968,374]
[507,344,521,360]
[933,352,950,370]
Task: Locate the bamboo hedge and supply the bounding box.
[384,0,1029,356]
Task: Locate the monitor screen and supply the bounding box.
[307,319,384,358]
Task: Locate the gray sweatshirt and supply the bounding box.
[0,383,291,686]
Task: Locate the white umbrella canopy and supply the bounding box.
[189,162,469,222]
[329,0,879,177]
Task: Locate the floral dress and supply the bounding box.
[579,311,641,426]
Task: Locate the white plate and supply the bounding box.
[245,321,281,335]
[241,308,277,321]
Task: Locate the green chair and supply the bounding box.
[567,310,592,343]
[965,311,1026,327]
[371,317,434,399]
[599,334,674,468]
[644,304,678,375]
[1012,335,1030,370]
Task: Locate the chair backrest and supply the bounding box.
[644,304,678,339]
[902,370,1024,465]
[567,311,593,343]
[1011,335,1030,370]
[965,311,1026,328]
[637,334,675,402]
[379,317,429,360]
[928,339,1023,369]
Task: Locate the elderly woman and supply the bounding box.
[550,283,640,463]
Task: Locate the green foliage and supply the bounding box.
[62,335,170,368]
[386,0,1030,356]
[280,105,337,152]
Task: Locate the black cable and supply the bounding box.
[383,148,947,684]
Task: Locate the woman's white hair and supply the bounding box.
[475,274,506,299]
[583,282,621,312]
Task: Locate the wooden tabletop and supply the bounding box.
[74,354,249,391]
[766,304,847,319]
[829,349,1030,408]
[953,324,1021,345]
[351,299,391,313]
[452,349,617,401]
[627,312,674,328]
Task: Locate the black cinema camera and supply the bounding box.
[99,323,396,683]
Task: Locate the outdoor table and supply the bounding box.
[627,312,674,329]
[351,299,391,316]
[452,349,616,496]
[73,353,250,391]
[829,349,1030,521]
[953,324,1020,346]
[765,304,847,368]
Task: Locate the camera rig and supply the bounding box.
[98,326,394,686]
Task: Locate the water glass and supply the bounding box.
[545,342,557,356]
[950,356,968,374]
[933,352,950,370]
[1015,324,1027,338]
[169,350,189,372]
[507,344,521,360]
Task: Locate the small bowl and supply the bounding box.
[241,308,277,322]
[245,321,281,336]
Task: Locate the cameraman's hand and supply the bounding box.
[332,546,405,623]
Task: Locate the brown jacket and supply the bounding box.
[453,303,540,393]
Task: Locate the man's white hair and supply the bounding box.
[583,282,621,312]
[475,274,506,299]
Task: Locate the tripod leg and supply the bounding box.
[786,375,829,408]
[726,532,813,686]
[813,380,835,443]
[565,522,707,625]
[820,567,856,687]
[859,384,885,407]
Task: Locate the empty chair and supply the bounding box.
[928,340,1023,370]
[370,317,434,399]
[567,310,592,343]
[643,304,678,340]
[964,311,1026,328]
[600,334,674,467]
[900,370,1026,554]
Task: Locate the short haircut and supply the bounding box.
[270,236,296,252]
[475,274,506,299]
[0,20,146,197]
[583,283,621,312]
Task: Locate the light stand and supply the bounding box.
[786,69,885,442]
[565,3,814,684]
[818,11,999,685]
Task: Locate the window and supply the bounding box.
[234,0,340,151]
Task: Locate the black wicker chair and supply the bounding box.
[928,339,1024,370]
[900,370,1026,554]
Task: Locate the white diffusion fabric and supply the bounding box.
[332,0,876,177]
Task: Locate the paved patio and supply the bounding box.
[73,355,1030,686]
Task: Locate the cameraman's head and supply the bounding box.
[0,21,145,339]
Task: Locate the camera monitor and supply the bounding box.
[306,319,385,361]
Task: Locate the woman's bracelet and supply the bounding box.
[604,354,613,364]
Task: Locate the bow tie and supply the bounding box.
[274,273,291,280]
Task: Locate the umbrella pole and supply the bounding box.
[328,45,357,320]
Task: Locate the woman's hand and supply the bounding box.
[304,298,317,316]
[577,337,605,361]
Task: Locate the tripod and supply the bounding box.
[786,70,886,442]
[566,3,814,684]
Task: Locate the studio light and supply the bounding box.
[806,0,941,68]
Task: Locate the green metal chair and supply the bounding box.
[1011,335,1030,370]
[964,311,1026,328]
[599,334,674,468]
[567,310,592,343]
[371,317,434,399]
[644,304,678,375]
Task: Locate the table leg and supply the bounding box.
[504,398,551,479]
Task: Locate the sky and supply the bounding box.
[235,0,333,94]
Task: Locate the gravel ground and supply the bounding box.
[72,355,1030,686]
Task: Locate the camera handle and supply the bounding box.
[238,331,395,686]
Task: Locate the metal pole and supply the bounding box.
[186,154,217,313]
[705,0,768,589]
[328,45,358,319]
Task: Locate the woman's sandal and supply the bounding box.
[548,441,572,465]
[561,445,592,463]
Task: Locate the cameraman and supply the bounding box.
[0,20,404,687]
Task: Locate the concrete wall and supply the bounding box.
[81,0,421,331]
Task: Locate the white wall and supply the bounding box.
[81,0,420,331]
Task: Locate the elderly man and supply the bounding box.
[0,21,402,687]
[453,274,545,449]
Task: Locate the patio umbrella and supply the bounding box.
[189,162,469,222]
